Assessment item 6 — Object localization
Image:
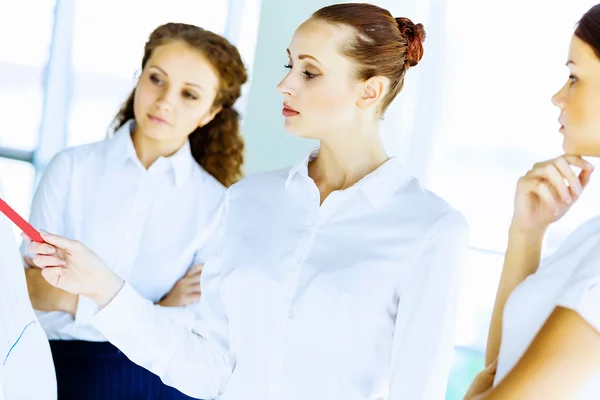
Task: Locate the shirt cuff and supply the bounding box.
[92,282,150,335]
[75,296,100,325]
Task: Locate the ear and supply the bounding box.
[198,105,223,128]
[356,76,388,110]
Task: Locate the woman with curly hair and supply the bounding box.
[21,22,247,399]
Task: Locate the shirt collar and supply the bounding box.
[104,119,194,188]
[353,156,412,208]
[285,147,319,189]
[285,147,412,208]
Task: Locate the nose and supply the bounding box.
[156,87,176,113]
[551,82,567,109]
[277,73,296,97]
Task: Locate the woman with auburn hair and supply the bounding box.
[26,4,468,400]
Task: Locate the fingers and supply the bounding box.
[187,264,203,275]
[554,157,582,197]
[563,155,594,172]
[23,256,36,268]
[32,254,66,268]
[579,166,594,189]
[534,180,559,214]
[484,359,498,375]
[186,282,201,294]
[519,176,560,214]
[185,271,203,281]
[183,291,201,305]
[38,231,79,252]
[528,163,571,203]
[525,155,595,212]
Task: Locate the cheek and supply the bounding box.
[178,102,211,129]
[564,90,600,154]
[133,83,155,110]
[306,82,354,117]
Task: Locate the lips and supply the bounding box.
[282,104,300,118]
[148,114,169,124]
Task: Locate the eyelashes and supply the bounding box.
[284,64,318,80]
[149,74,199,100]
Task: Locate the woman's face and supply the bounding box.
[552,35,600,156]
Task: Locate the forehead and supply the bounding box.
[568,35,600,69]
[148,41,220,89]
[288,19,355,64]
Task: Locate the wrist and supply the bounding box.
[508,221,547,240]
[88,270,125,308]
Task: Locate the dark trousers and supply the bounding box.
[50,340,204,400]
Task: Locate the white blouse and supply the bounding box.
[92,149,469,400]
[495,215,600,398]
[0,178,56,400]
[23,120,226,341]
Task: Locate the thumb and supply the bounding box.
[485,359,498,375]
[41,266,64,288]
[40,231,79,252]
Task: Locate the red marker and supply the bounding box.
[0,197,44,242]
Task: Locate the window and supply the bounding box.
[0,159,36,240]
[0,0,55,151]
[67,0,230,147]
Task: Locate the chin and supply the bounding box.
[284,122,308,139]
[140,121,172,139]
[562,140,597,157]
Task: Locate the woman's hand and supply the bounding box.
[511,155,594,234]
[463,360,498,400]
[158,264,203,307]
[24,231,124,308]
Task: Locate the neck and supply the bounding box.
[308,123,388,194]
[131,125,187,169]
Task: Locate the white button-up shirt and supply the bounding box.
[496,215,600,398]
[93,150,469,400]
[0,178,56,400]
[23,120,226,341]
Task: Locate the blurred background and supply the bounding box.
[1,0,599,398]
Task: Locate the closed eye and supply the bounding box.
[150,74,163,85]
[569,75,578,85]
[283,64,319,80]
[183,91,198,100]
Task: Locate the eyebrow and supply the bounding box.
[286,49,322,65]
[148,65,204,91]
[566,60,576,66]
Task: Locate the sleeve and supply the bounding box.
[388,210,470,400]
[20,150,72,261]
[92,191,233,399]
[556,258,600,333]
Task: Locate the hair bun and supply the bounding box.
[395,17,426,67]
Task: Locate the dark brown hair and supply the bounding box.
[312,3,426,114]
[575,4,600,60]
[111,23,247,187]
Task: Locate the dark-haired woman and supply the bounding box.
[465,4,600,399]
